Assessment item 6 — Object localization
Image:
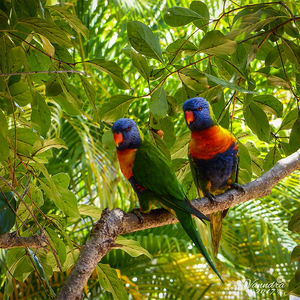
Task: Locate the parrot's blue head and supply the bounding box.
[111,118,142,151]
[182,97,215,131]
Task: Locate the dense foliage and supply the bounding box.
[0,0,300,299]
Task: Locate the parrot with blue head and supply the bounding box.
[112,118,223,282]
[183,97,241,255]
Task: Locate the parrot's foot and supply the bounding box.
[129,208,144,224]
[232,183,245,195]
[205,192,216,203]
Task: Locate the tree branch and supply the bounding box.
[53,149,299,300]
[0,231,48,249]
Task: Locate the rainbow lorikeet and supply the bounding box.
[183,97,240,255]
[112,118,223,282]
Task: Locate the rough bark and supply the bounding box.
[0,231,48,249]
[54,149,300,300]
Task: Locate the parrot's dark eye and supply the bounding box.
[197,106,202,111]
[127,126,131,131]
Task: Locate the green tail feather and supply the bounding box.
[175,209,224,283]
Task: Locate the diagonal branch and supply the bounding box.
[54,149,300,300]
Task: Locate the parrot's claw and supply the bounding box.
[231,183,245,195]
[129,208,144,224]
[205,192,217,203]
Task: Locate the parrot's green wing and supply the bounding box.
[132,138,209,221]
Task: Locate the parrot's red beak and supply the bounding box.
[185,110,194,124]
[114,132,123,147]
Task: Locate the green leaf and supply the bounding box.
[237,142,252,184]
[85,59,130,90]
[279,108,298,131]
[282,38,300,73]
[172,158,190,181]
[164,7,204,27]
[171,130,190,159]
[78,204,102,219]
[27,48,51,81]
[28,248,55,296]
[214,57,246,80]
[102,129,115,151]
[52,173,70,189]
[31,91,51,138]
[291,245,300,262]
[149,85,168,118]
[130,50,150,81]
[0,133,9,161]
[97,264,128,300]
[0,192,16,235]
[203,72,256,94]
[78,76,98,121]
[100,95,135,122]
[46,227,67,266]
[9,46,26,73]
[18,17,73,48]
[199,30,237,55]
[48,6,89,38]
[0,36,16,74]
[32,138,68,156]
[45,74,63,97]
[115,236,152,259]
[190,1,209,29]
[164,39,197,63]
[150,116,176,149]
[127,21,164,63]
[149,130,171,161]
[57,75,83,111]
[263,147,282,172]
[252,95,283,117]
[178,69,207,92]
[53,94,81,116]
[13,256,34,282]
[290,116,300,152]
[0,109,8,136]
[243,102,270,142]
[9,82,33,106]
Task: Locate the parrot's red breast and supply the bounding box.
[189,125,237,160]
[117,149,137,179]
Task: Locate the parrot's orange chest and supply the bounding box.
[190,125,237,160]
[117,149,137,179]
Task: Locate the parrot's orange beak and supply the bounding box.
[185,110,194,124]
[114,132,123,147]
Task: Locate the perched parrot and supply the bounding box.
[183,97,241,255]
[112,118,223,282]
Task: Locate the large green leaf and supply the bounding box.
[252,95,283,117]
[31,91,51,138]
[48,5,89,38]
[164,39,197,63]
[84,59,130,90]
[164,7,204,27]
[203,72,256,94]
[290,116,300,152]
[243,102,270,142]
[199,30,237,55]
[130,50,150,81]
[18,17,73,48]
[149,85,168,118]
[115,236,152,259]
[190,1,209,29]
[97,264,128,300]
[0,192,16,235]
[9,82,33,106]
[127,21,164,63]
[100,95,136,122]
[178,69,207,92]
[264,147,282,172]
[279,108,299,131]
